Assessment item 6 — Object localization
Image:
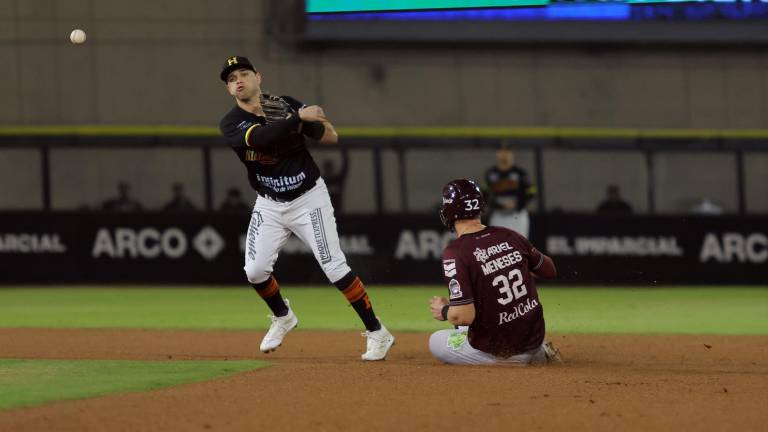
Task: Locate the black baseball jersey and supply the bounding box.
[442,226,546,357]
[484,166,535,211]
[219,94,325,201]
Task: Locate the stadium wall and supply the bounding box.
[1,143,766,214]
[2,0,768,129]
[0,212,765,284]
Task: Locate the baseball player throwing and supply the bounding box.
[428,179,561,365]
[218,56,395,360]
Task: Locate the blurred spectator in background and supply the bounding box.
[484,141,536,238]
[690,198,724,215]
[102,182,143,212]
[596,184,633,215]
[321,148,349,213]
[163,183,196,211]
[219,187,251,213]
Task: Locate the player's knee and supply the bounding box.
[244,263,271,285]
[429,330,450,363]
[323,261,351,284]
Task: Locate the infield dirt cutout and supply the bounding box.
[0,329,766,431]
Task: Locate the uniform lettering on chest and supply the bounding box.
[481,251,523,276]
[245,149,278,164]
[472,241,513,263]
[491,177,519,193]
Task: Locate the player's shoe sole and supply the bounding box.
[259,299,299,353]
[261,323,298,354]
[361,321,395,361]
[542,341,563,364]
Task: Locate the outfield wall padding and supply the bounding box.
[0,213,765,284]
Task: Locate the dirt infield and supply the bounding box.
[0,329,766,432]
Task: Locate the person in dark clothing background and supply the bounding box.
[102,182,142,212]
[219,187,252,213]
[484,142,536,238]
[596,184,633,215]
[163,183,197,212]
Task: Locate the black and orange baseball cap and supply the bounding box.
[220,56,256,81]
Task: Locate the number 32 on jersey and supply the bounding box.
[493,269,527,305]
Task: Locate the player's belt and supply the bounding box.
[259,180,317,203]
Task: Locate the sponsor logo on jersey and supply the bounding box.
[448,279,462,299]
[245,150,278,165]
[490,177,520,194]
[255,172,307,193]
[236,120,254,130]
[443,259,456,277]
[472,242,514,264]
[0,233,66,254]
[498,298,539,325]
[699,232,767,264]
[481,251,523,276]
[473,248,489,263]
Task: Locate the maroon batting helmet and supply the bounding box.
[439,178,485,230]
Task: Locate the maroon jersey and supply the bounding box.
[442,226,546,357]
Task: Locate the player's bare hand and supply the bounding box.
[298,105,327,123]
[429,296,449,321]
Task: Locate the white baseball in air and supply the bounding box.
[69,29,86,44]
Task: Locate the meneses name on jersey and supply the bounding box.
[480,252,523,276]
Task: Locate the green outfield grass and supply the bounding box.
[0,359,267,411]
[0,286,765,411]
[0,286,766,334]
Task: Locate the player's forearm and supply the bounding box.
[318,121,338,144]
[533,255,557,279]
[245,116,301,150]
[447,310,473,326]
[445,304,475,325]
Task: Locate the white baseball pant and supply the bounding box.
[429,328,547,366]
[490,209,530,238]
[243,178,351,284]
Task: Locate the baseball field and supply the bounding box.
[0,285,766,431]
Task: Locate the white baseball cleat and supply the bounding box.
[361,320,395,361]
[259,300,298,353]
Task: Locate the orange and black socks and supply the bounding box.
[252,277,288,317]
[335,272,380,332]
